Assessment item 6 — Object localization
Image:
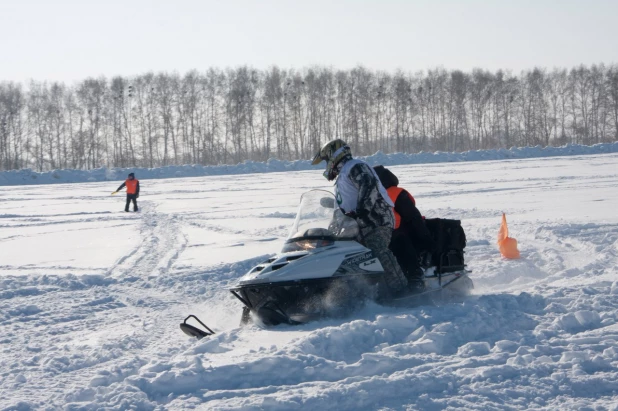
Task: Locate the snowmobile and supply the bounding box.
[180,189,473,337]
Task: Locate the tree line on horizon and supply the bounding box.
[1,64,617,171]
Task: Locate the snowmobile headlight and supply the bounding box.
[282,239,334,252]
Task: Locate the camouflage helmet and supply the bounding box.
[311,139,352,181]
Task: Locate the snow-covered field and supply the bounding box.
[1,153,618,410]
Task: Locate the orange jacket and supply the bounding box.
[386,186,416,229]
[125,179,139,194]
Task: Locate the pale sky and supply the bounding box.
[1,0,617,84]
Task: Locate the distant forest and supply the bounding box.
[1,64,617,171]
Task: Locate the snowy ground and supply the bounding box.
[1,153,617,410]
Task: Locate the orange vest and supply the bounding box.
[386,186,415,230]
[125,179,139,194]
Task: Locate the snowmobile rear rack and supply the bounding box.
[180,315,215,339]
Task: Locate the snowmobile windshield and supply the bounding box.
[286,190,359,244]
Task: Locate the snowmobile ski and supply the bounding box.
[180,315,215,339]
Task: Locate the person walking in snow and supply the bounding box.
[113,172,140,212]
[311,139,411,295]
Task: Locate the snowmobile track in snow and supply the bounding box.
[107,202,188,280]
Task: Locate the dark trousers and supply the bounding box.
[125,194,138,211]
[389,229,422,281]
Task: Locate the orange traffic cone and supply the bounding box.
[497,213,520,259]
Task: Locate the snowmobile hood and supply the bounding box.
[236,240,376,285]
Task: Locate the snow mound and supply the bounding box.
[1,142,617,186]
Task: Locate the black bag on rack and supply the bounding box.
[423,218,467,273]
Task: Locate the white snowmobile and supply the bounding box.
[180,189,473,338]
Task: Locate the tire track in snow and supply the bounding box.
[0,201,195,409]
[107,201,188,280]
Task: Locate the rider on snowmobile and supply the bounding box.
[312,139,413,294]
[374,165,437,288]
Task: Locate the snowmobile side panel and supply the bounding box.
[238,241,372,285]
[231,273,382,325]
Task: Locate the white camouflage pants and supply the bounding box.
[358,226,408,293]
